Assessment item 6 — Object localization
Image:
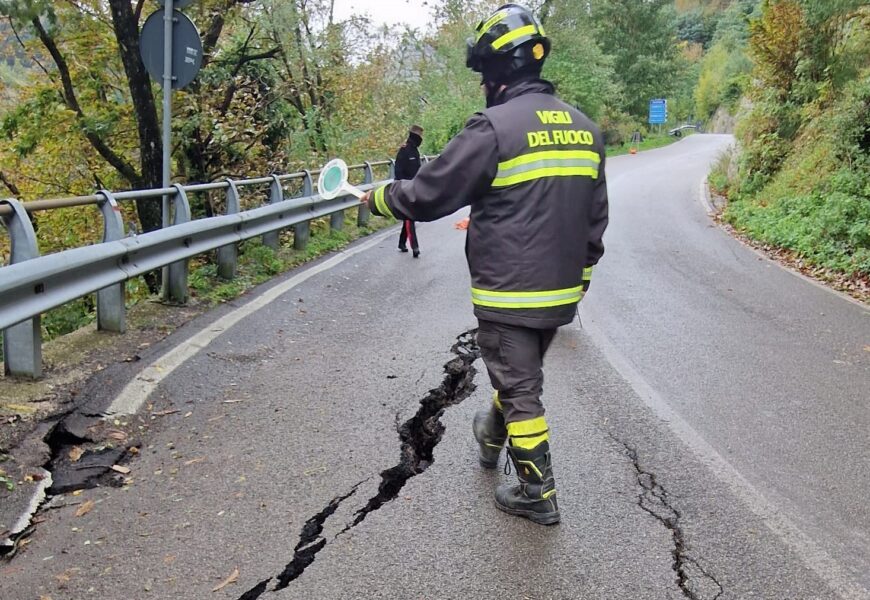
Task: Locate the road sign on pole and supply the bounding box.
[649,98,667,125]
[139,8,203,90]
[139,3,202,298]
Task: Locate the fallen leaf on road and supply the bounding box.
[454,217,470,230]
[75,500,95,517]
[55,567,80,585]
[212,568,239,592]
[111,465,131,474]
[68,447,84,462]
[864,345,870,352]
[184,457,205,466]
[184,411,193,418]
[106,430,128,442]
[164,554,176,565]
[152,409,179,416]
[223,399,244,404]
[0,403,37,414]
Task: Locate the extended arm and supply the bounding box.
[367,114,498,222]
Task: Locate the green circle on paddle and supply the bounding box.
[322,166,343,193]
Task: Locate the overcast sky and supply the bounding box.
[332,0,434,31]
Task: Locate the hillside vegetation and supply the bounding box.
[0,0,866,342]
[710,1,869,290]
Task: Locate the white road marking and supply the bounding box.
[572,142,867,597]
[580,315,868,600]
[105,228,396,416]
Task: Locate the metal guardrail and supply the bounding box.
[0,157,435,378]
[668,123,704,137]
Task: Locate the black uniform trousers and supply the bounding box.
[476,319,557,424]
[398,219,418,251]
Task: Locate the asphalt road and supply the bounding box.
[1,134,867,600]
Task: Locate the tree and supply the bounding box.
[0,1,162,234]
[588,0,682,117]
[748,0,803,96]
[543,0,622,121]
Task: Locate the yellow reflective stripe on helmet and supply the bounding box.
[508,417,549,450]
[493,150,600,187]
[476,9,509,42]
[471,285,583,309]
[491,24,537,50]
[373,184,393,218]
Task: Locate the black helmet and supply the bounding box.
[466,4,550,83]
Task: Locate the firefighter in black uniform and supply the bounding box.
[395,125,424,257]
[361,3,608,525]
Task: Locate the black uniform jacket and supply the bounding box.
[370,79,609,329]
[394,133,422,181]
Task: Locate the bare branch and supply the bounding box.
[30,16,140,185]
[134,0,146,22]
[0,171,22,197]
[7,17,51,76]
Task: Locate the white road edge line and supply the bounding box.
[2,468,52,548]
[580,315,869,600]
[105,228,396,416]
[698,176,715,214]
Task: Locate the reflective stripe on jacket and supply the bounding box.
[369,79,609,329]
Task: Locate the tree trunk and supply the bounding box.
[108,0,162,235]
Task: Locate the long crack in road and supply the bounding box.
[236,329,480,598]
[615,437,723,600]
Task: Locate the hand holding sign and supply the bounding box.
[317,159,366,200]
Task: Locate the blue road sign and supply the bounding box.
[649,98,667,125]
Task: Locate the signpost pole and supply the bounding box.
[139,1,200,300]
[161,0,174,299]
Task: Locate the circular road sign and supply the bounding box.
[139,8,203,90]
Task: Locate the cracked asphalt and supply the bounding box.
[1,134,868,600]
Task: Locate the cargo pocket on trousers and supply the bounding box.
[476,329,508,389]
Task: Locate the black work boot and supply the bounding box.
[495,441,560,525]
[472,405,506,468]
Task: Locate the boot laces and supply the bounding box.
[503,458,512,476]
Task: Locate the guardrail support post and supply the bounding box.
[168,184,191,304]
[218,179,240,280]
[96,191,126,333]
[293,171,312,251]
[263,175,283,251]
[329,203,344,232]
[357,162,373,227]
[1,199,42,378]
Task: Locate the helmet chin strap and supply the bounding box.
[483,80,501,108]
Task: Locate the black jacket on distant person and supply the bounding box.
[394,132,422,180]
[394,132,422,253]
